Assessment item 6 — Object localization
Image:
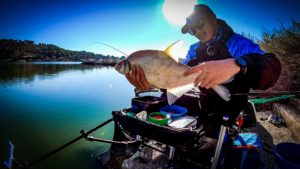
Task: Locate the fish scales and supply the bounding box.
[115,42,231,104]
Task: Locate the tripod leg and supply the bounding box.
[211,116,229,169]
[3,142,14,169]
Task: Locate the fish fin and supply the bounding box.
[167,83,194,105]
[164,40,184,62]
[212,85,231,101]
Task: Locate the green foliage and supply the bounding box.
[0,39,117,62]
[260,18,300,56]
[259,19,300,91]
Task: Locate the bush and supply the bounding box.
[259,19,300,91]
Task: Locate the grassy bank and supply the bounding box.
[259,19,300,91]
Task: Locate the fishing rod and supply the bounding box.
[3,118,114,169]
[233,91,300,96]
[85,42,129,57]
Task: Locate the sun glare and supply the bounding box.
[162,0,198,26]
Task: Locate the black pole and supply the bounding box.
[23,118,113,168]
[234,91,300,96]
[86,136,137,145]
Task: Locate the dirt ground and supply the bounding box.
[247,110,299,168]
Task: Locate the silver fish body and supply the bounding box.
[126,50,195,89]
[115,49,230,104]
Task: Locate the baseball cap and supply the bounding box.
[181,4,216,34]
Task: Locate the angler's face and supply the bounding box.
[115,59,130,74]
[188,16,217,43]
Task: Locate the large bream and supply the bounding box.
[115,41,230,105]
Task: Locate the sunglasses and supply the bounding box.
[187,27,196,35]
[186,17,206,35]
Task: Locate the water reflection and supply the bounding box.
[0,62,133,169]
[0,62,114,84]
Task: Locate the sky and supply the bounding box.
[1,0,299,57]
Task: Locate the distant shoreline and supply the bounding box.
[0,60,117,66]
[0,39,123,65]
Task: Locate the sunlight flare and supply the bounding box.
[162,0,198,26]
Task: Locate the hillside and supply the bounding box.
[259,19,300,91]
[0,39,123,62]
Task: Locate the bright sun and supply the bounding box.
[162,0,198,26]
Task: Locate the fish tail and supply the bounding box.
[212,85,231,101]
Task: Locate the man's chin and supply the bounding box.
[196,35,207,42]
[199,38,209,43]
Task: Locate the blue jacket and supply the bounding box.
[182,34,265,65]
[182,31,280,90]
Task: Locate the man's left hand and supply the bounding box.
[183,58,240,89]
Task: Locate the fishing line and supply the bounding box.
[85,42,129,57]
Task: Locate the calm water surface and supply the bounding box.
[0,62,135,169]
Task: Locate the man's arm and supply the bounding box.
[184,35,281,90]
[239,53,281,90]
[227,35,281,90]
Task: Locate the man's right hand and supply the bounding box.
[125,65,152,91]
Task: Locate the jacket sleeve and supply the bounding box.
[241,53,281,90]
[182,43,199,64]
[227,34,281,90]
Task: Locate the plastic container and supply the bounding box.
[274,142,300,169]
[168,116,197,129]
[131,96,167,113]
[126,112,136,118]
[147,112,169,126]
[160,105,188,119]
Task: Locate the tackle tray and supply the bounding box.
[112,110,205,150]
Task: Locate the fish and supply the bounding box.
[115,41,230,105]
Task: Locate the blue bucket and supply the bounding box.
[274,142,300,169]
[160,105,188,119]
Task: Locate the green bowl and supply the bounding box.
[126,112,136,118]
[147,112,169,126]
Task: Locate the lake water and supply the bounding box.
[0,62,135,169]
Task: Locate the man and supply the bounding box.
[126,4,281,136]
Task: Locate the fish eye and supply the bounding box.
[120,60,125,67]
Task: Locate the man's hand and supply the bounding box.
[125,66,152,91]
[183,58,240,89]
